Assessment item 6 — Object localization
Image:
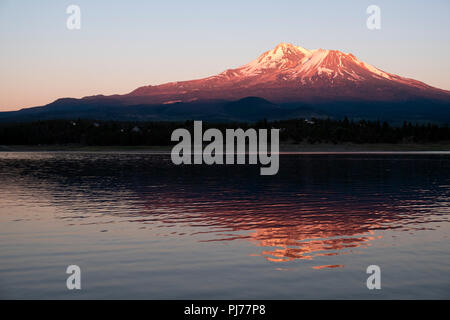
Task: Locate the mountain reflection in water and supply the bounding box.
[138,186,442,264]
[1,152,448,268]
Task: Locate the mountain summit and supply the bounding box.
[2,42,449,123]
[128,42,449,104]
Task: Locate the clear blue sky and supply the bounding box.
[1,0,449,110]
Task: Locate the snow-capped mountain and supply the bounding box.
[127,42,450,104]
[2,43,449,123]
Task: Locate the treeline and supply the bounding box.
[274,118,450,144]
[0,118,449,146]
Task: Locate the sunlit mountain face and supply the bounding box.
[2,42,449,123]
[125,42,450,104]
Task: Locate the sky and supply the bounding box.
[0,0,449,111]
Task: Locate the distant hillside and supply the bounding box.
[1,43,449,124]
[0,96,449,124]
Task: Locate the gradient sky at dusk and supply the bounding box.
[0,0,449,111]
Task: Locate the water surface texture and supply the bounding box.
[0,152,449,299]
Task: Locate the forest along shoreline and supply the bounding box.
[0,118,449,152]
[1,143,450,152]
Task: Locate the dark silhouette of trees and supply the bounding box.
[0,118,449,146]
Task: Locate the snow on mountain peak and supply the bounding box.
[274,42,311,55]
[230,43,399,83]
[131,42,445,101]
[237,43,313,76]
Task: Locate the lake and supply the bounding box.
[0,152,449,299]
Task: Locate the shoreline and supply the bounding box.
[1,143,450,153]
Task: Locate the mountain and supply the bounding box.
[125,42,450,104]
[1,42,449,123]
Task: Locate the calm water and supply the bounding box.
[0,152,449,299]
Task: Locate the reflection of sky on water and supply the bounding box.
[1,152,448,268]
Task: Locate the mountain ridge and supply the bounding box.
[124,42,450,104]
[1,42,449,123]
